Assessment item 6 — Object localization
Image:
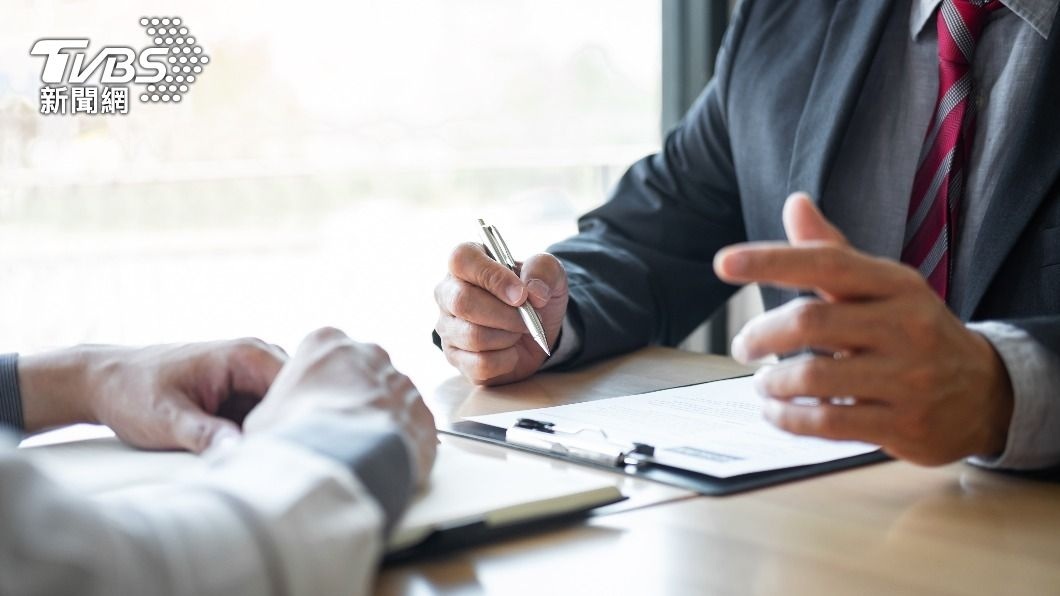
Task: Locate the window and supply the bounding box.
[0,0,661,387]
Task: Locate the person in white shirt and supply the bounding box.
[0,327,437,596]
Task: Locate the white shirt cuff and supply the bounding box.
[966,321,1060,470]
[539,314,582,371]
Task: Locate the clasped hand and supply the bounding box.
[19,328,436,482]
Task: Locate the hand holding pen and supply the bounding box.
[433,221,570,386]
[477,219,551,356]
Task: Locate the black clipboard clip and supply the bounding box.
[506,418,656,469]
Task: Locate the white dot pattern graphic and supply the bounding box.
[139,16,209,104]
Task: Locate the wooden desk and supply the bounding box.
[379,347,1060,596]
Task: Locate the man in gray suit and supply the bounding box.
[433,0,1060,469]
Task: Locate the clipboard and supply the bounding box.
[439,379,889,496]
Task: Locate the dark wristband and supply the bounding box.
[275,415,414,535]
[0,354,23,432]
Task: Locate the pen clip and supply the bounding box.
[488,225,517,266]
[477,219,517,269]
[506,418,656,469]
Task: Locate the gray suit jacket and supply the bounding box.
[548,0,1060,367]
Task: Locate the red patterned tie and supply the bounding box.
[902,0,1002,298]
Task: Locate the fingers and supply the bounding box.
[520,253,569,310]
[407,396,439,486]
[714,242,921,300]
[763,397,893,444]
[715,193,921,300]
[282,327,439,483]
[225,338,288,398]
[295,326,349,356]
[435,314,522,352]
[435,276,526,333]
[436,246,567,384]
[173,405,242,453]
[442,344,520,385]
[292,327,392,371]
[782,192,849,246]
[732,298,891,363]
[753,355,898,403]
[449,242,527,307]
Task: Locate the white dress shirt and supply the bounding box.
[0,429,391,596]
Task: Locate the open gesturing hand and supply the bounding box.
[713,193,1013,465]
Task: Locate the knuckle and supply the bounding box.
[398,374,419,395]
[465,324,491,350]
[306,326,345,345]
[442,346,459,368]
[433,276,452,309]
[466,357,495,384]
[449,286,476,319]
[900,307,939,347]
[791,301,826,335]
[752,368,772,397]
[467,353,510,384]
[479,265,511,295]
[897,263,926,290]
[310,344,355,370]
[824,246,855,277]
[774,405,802,434]
[794,360,827,393]
[900,410,932,442]
[902,364,936,393]
[187,422,209,452]
[229,337,273,364]
[526,253,566,282]
[448,242,482,273]
[360,342,390,363]
[414,400,436,429]
[384,368,414,397]
[234,336,269,353]
[813,408,840,436]
[303,332,358,363]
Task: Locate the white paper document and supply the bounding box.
[467,376,879,478]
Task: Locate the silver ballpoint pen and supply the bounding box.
[477,219,551,356]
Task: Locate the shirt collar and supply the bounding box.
[911,0,1058,40]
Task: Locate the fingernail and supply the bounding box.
[527,279,550,303]
[762,398,782,422]
[752,365,773,398]
[506,284,525,305]
[725,251,749,275]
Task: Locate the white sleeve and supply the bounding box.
[967,321,1060,470]
[539,314,582,371]
[0,436,386,596]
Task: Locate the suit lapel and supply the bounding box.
[958,11,1060,320]
[785,0,893,206]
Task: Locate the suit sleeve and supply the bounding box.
[0,420,413,596]
[545,1,753,368]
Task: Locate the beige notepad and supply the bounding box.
[20,430,622,556]
[387,447,621,552]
